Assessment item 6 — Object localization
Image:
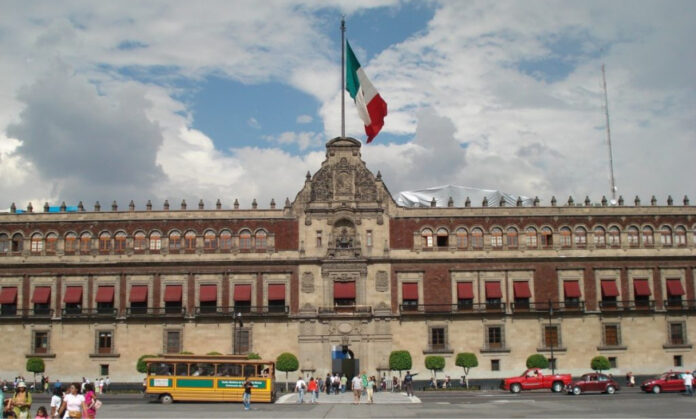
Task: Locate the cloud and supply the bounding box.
[247,117,261,129]
[296,114,313,124]
[264,131,323,151]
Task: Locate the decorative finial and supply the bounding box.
[270,198,276,209]
[634,195,640,206]
[376,171,382,180]
[27,202,33,213]
[305,171,311,180]
[618,195,624,206]
[585,196,591,206]
[447,196,454,207]
[551,196,557,206]
[94,201,101,212]
[146,200,152,211]
[482,196,488,207]
[43,202,50,212]
[285,197,291,208]
[252,198,258,209]
[567,196,574,206]
[533,196,539,207]
[684,195,690,206]
[465,196,471,207]
[216,199,222,210]
[111,200,118,211]
[77,201,84,212]
[198,199,204,210]
[499,196,506,207]
[651,195,657,206]
[163,200,170,211]
[601,196,607,206]
[180,199,187,210]
[234,199,239,209]
[10,203,16,213]
[667,195,673,206]
[60,201,67,212]
[129,200,135,211]
[516,197,523,207]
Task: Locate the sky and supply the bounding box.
[1,0,694,211]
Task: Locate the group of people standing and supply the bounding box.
[294,372,380,405]
[1,381,101,419]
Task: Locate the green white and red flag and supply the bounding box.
[345,40,387,143]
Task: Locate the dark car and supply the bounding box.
[566,373,620,395]
[641,372,686,393]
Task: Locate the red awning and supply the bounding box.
[563,281,581,298]
[63,286,83,303]
[601,280,619,297]
[32,287,51,304]
[513,281,532,298]
[163,285,183,302]
[334,282,356,299]
[633,279,651,297]
[199,285,217,302]
[234,284,251,302]
[666,279,685,296]
[485,282,502,299]
[457,282,474,299]
[268,284,285,301]
[129,285,148,303]
[402,283,418,300]
[0,287,17,304]
[95,286,114,303]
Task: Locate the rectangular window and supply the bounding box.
[33,331,49,354]
[457,282,474,310]
[165,330,181,354]
[97,331,113,354]
[603,324,621,346]
[366,230,373,247]
[100,364,109,376]
[486,326,504,350]
[563,280,581,307]
[485,281,502,308]
[199,284,217,313]
[429,327,446,351]
[544,325,560,348]
[669,322,685,345]
[235,329,250,354]
[674,355,683,367]
[513,281,531,309]
[491,359,500,371]
[0,286,18,316]
[163,285,183,314]
[401,282,419,310]
[267,284,286,313]
[666,279,685,306]
[600,280,619,307]
[316,231,322,248]
[608,357,617,369]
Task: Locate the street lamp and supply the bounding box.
[548,299,555,375]
[233,312,243,355]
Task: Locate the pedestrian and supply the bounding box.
[10,382,32,419]
[404,370,417,397]
[316,377,323,399]
[351,374,362,404]
[340,374,347,393]
[684,371,694,397]
[59,383,87,419]
[324,374,331,395]
[35,406,49,419]
[361,371,368,396]
[332,374,339,395]
[366,376,375,404]
[104,378,110,394]
[50,387,64,419]
[242,376,252,410]
[392,376,398,392]
[307,377,318,404]
[84,383,98,419]
[430,376,437,389]
[295,376,306,404]
[53,380,61,392]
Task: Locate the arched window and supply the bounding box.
[0,234,8,254]
[559,227,571,248]
[204,231,217,250]
[421,229,433,248]
[133,232,146,251]
[471,228,484,249]
[239,229,252,249]
[184,231,197,250]
[506,228,518,248]
[169,231,181,250]
[99,232,112,252]
[80,232,92,253]
[526,227,538,248]
[255,230,267,249]
[64,232,77,253]
[574,227,587,247]
[11,233,23,252]
[436,228,449,247]
[660,226,672,246]
[114,232,127,253]
[642,226,654,246]
[219,230,232,250]
[627,226,639,247]
[45,233,58,254]
[456,228,468,249]
[540,227,553,248]
[490,228,503,248]
[608,227,621,247]
[149,232,162,250]
[675,226,686,247]
[593,227,606,247]
[31,233,44,254]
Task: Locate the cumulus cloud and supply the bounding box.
[296,114,313,124]
[264,131,323,151]
[247,117,261,129]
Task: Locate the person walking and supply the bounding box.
[332,374,340,395]
[10,382,32,419]
[324,374,331,395]
[351,374,362,404]
[84,383,98,419]
[684,371,694,397]
[242,376,253,411]
[59,383,87,419]
[340,374,347,393]
[307,377,318,404]
[49,387,63,419]
[295,376,306,404]
[404,371,417,397]
[366,376,375,404]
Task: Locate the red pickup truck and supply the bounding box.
[501,368,573,393]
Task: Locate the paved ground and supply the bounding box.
[20,388,696,418]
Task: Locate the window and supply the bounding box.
[33,331,49,354]
[99,232,111,252]
[316,231,322,248]
[100,364,109,376]
[402,282,419,310]
[0,234,8,254]
[593,227,606,247]
[233,284,252,313]
[633,278,651,306]
[486,326,504,350]
[506,228,518,248]
[163,285,183,314]
[563,280,581,307]
[32,287,51,315]
[456,228,468,249]
[559,228,571,248]
[267,283,286,313]
[42,233,55,255]
[31,233,43,254]
[333,281,356,307]
[627,227,639,247]
[669,322,686,345]
[540,227,553,248]
[0,286,18,316]
[675,226,686,247]
[544,325,560,348]
[429,327,446,351]
[95,286,115,314]
[660,226,672,246]
[601,280,619,307]
[64,286,83,314]
[169,232,181,251]
[485,281,502,308]
[239,230,251,250]
[457,282,474,310]
[574,227,587,248]
[114,232,126,253]
[526,227,537,248]
[674,355,683,367]
[204,231,217,250]
[64,233,77,253]
[421,229,433,248]
[471,228,483,249]
[255,230,267,250]
[80,233,92,253]
[219,230,232,250]
[165,330,181,354]
[366,230,374,248]
[97,331,113,354]
[129,285,148,314]
[436,228,448,247]
[235,329,250,354]
[184,231,197,250]
[11,234,23,252]
[491,359,500,371]
[666,279,685,306]
[602,324,621,347]
[149,232,161,251]
[513,281,531,309]
[199,284,217,313]
[490,228,503,249]
[608,227,620,247]
[133,232,146,251]
[608,357,617,369]
[642,226,654,246]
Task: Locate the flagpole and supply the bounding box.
[341,17,346,138]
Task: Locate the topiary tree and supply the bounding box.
[425,356,445,380]
[26,357,45,389]
[526,353,549,369]
[247,352,261,360]
[136,354,157,374]
[180,351,194,355]
[206,351,222,356]
[276,352,299,392]
[455,352,478,388]
[591,355,611,372]
[389,350,412,378]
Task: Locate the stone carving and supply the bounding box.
[301,272,314,293]
[308,155,380,203]
[375,271,388,292]
[355,167,377,201]
[336,171,353,195]
[338,323,353,334]
[336,228,353,248]
[310,167,333,201]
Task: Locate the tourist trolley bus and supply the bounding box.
[145,355,276,403]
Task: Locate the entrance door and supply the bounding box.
[331,347,359,388]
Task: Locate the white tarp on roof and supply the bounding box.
[395,185,535,208]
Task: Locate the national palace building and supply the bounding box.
[0,137,694,382]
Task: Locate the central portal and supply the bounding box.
[331,345,359,387]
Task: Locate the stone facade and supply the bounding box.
[0,137,694,382]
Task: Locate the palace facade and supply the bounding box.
[0,137,694,382]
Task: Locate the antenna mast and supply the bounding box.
[341,17,346,138]
[602,64,617,202]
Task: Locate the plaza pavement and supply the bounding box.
[276,389,420,404]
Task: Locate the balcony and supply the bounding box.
[125,307,187,318]
[318,305,372,318]
[510,301,585,313]
[0,308,54,320]
[598,300,657,312]
[398,303,506,315]
[61,308,118,319]
[663,300,696,311]
[193,306,289,318]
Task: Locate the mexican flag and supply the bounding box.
[345,40,387,143]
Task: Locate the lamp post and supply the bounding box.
[548,299,555,375]
[233,312,243,355]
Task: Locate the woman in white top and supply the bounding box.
[59,384,88,419]
[50,387,63,418]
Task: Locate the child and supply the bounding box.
[35,406,49,419]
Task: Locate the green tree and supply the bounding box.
[206,351,222,356]
[591,356,611,372]
[247,352,262,360]
[136,354,157,374]
[526,354,549,369]
[389,350,412,378]
[276,352,299,392]
[425,356,446,381]
[455,352,478,388]
[26,357,45,389]
[180,351,194,355]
